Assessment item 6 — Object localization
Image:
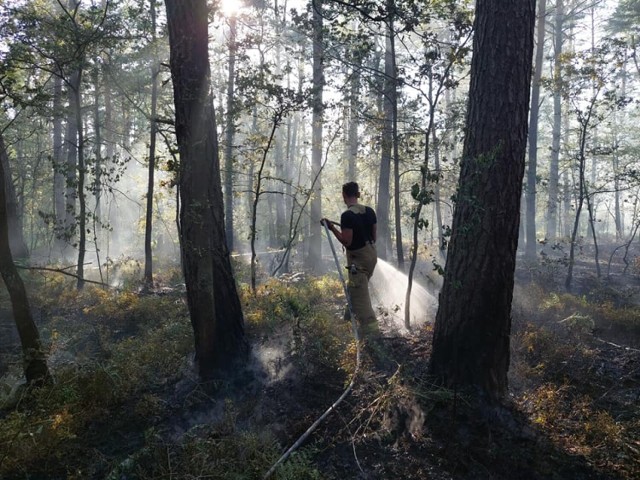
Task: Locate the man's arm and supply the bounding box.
[321,218,353,247]
[329,223,353,247]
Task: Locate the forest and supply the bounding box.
[0,0,639,478]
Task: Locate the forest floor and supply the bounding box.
[0,243,639,479]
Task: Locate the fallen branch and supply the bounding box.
[16,265,117,289]
[595,337,640,353]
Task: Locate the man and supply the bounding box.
[322,182,379,336]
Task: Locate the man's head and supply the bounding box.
[342,182,360,203]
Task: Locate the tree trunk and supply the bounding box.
[53,75,66,250]
[562,167,572,237]
[224,15,237,253]
[585,187,601,277]
[165,0,247,378]
[0,135,28,259]
[613,55,627,240]
[93,70,103,223]
[432,125,444,251]
[388,4,403,270]
[74,75,87,290]
[144,0,159,288]
[347,43,361,181]
[306,0,323,270]
[64,71,80,243]
[547,0,564,241]
[250,114,281,291]
[246,104,258,218]
[92,68,104,283]
[273,5,287,250]
[376,29,394,261]
[525,0,547,260]
[430,0,535,400]
[566,102,597,289]
[0,132,50,385]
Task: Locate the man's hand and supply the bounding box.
[321,218,337,228]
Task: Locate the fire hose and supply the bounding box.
[263,220,362,479]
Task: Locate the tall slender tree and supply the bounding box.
[547,0,564,240]
[525,0,547,260]
[376,27,394,261]
[224,14,237,253]
[0,131,50,385]
[144,0,160,288]
[307,0,324,270]
[430,0,536,400]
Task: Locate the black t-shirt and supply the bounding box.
[341,205,377,251]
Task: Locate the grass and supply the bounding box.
[0,271,348,479]
[1,266,639,479]
[510,286,640,479]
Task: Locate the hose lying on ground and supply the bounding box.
[262,220,362,479]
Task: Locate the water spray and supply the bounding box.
[263,220,362,479]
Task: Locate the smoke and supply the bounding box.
[370,258,439,333]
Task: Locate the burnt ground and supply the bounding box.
[245,243,640,479]
[1,242,639,479]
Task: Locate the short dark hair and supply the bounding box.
[342,182,360,198]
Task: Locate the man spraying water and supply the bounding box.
[321,182,379,336]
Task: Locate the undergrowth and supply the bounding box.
[2,266,639,479]
[0,272,346,479]
[511,286,640,479]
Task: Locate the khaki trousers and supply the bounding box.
[346,243,378,336]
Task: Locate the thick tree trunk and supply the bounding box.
[0,133,50,385]
[525,0,547,260]
[430,0,535,400]
[306,0,323,270]
[165,0,247,378]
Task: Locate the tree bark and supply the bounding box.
[376,29,394,261]
[547,0,564,241]
[165,0,247,378]
[306,0,324,270]
[0,132,50,385]
[74,76,87,290]
[525,0,547,260]
[53,75,66,250]
[430,0,536,400]
[0,135,28,259]
[224,15,237,253]
[347,42,361,181]
[389,4,404,270]
[64,71,80,243]
[144,0,159,288]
